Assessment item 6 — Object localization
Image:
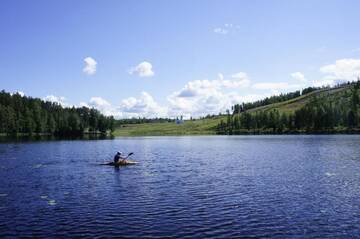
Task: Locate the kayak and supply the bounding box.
[102,160,138,166]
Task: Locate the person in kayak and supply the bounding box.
[114,152,126,163]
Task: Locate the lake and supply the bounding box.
[1,135,360,238]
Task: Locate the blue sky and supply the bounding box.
[1,0,360,118]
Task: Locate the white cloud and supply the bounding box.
[87,97,120,116]
[43,95,68,107]
[11,91,25,97]
[128,61,154,77]
[167,72,255,117]
[79,102,90,108]
[174,72,250,99]
[312,79,336,87]
[168,89,266,118]
[41,70,304,119]
[168,89,227,118]
[291,72,307,82]
[213,23,240,35]
[175,79,219,98]
[226,72,251,88]
[213,28,228,35]
[319,58,360,85]
[119,92,167,118]
[89,97,111,107]
[83,57,97,75]
[77,93,167,119]
[228,93,267,105]
[252,82,300,91]
[17,91,25,97]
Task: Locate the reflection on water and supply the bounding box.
[0,134,114,143]
[0,135,360,237]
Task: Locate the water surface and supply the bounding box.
[1,135,360,238]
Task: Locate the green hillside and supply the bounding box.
[114,116,224,136]
[248,84,352,114]
[114,83,357,136]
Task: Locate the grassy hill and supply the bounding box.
[113,84,354,136]
[248,84,352,114]
[113,116,224,136]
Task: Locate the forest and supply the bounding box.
[115,117,174,126]
[2,81,360,137]
[217,81,360,134]
[231,86,320,113]
[0,90,115,136]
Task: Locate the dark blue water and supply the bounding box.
[1,135,360,238]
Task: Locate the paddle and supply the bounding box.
[124,152,134,159]
[100,152,134,165]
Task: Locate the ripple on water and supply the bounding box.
[32,164,43,169]
[1,136,360,238]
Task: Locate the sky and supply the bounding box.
[1,0,360,118]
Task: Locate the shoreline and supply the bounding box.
[2,131,359,141]
[113,127,360,137]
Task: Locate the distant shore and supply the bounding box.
[113,120,360,137]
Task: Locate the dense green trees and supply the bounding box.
[0,90,115,136]
[231,86,330,114]
[218,82,360,134]
[232,90,302,113]
[115,117,174,126]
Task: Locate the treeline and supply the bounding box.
[232,90,302,113]
[0,90,115,136]
[232,83,355,114]
[115,117,174,126]
[217,82,360,134]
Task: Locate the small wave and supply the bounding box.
[33,164,43,169]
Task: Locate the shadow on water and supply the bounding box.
[0,134,115,143]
